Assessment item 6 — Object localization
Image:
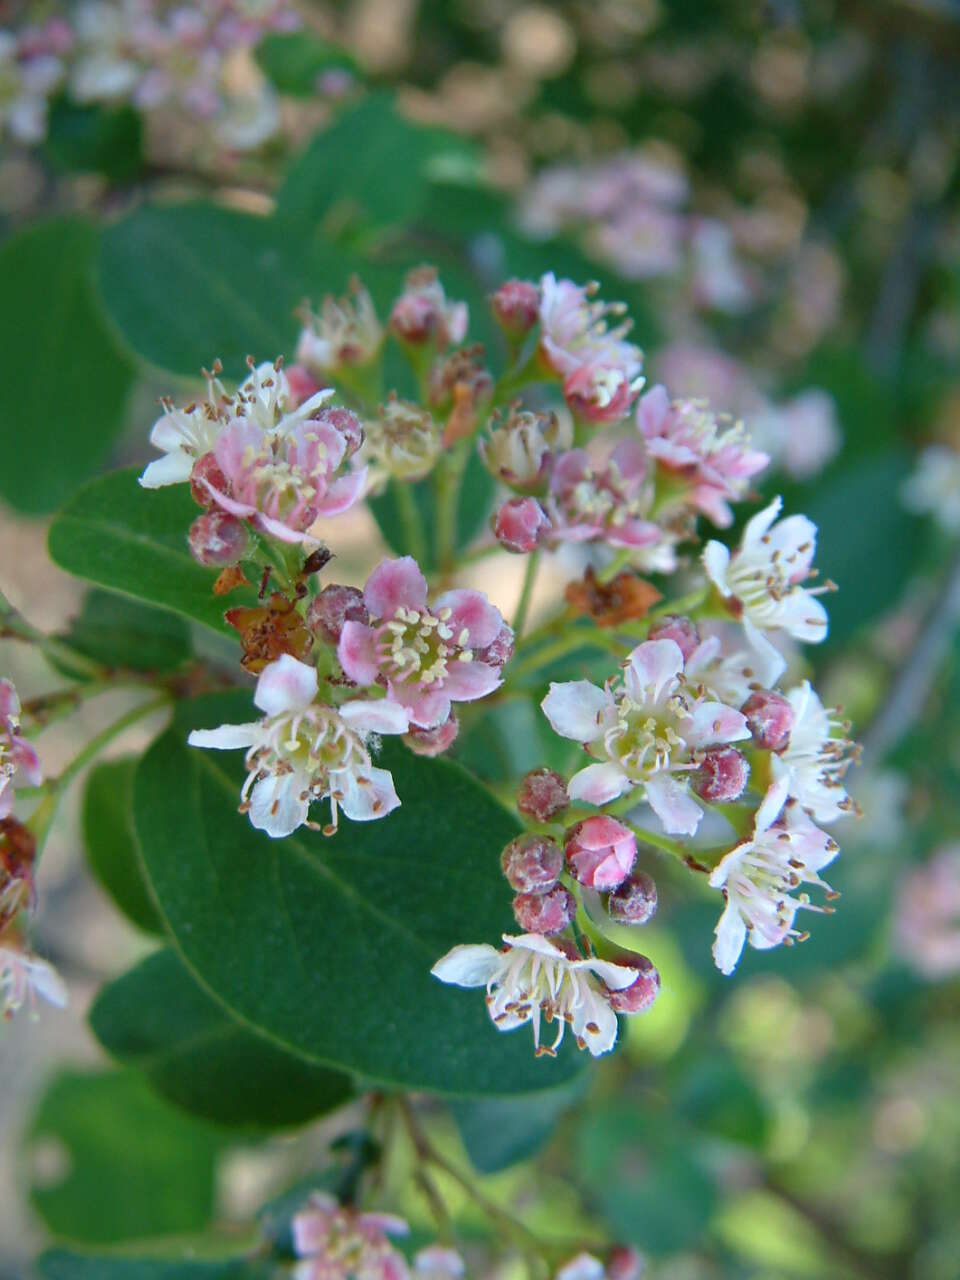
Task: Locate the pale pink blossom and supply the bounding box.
[493,496,551,553]
[338,558,506,729]
[431,932,641,1057]
[0,680,42,821]
[1,942,67,1020]
[187,655,409,837]
[542,640,749,836]
[538,273,643,383]
[389,268,467,348]
[546,442,663,554]
[709,792,839,974]
[563,361,643,425]
[292,1192,410,1280]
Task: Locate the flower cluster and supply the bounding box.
[292,1193,463,1280]
[1,0,299,150]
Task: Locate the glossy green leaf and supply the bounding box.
[256,31,359,96]
[83,759,164,936]
[133,693,587,1096]
[451,1071,590,1173]
[91,948,355,1129]
[0,218,134,514]
[48,467,257,636]
[26,1069,223,1245]
[35,1254,273,1280]
[61,589,193,675]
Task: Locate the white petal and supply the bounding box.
[248,772,309,838]
[625,639,684,699]
[431,944,504,988]
[26,958,69,1009]
[332,766,400,821]
[741,495,783,549]
[712,900,747,975]
[541,680,609,742]
[645,773,702,836]
[254,655,318,716]
[583,957,638,991]
[339,699,410,735]
[701,540,731,593]
[139,451,193,489]
[567,762,631,806]
[755,777,790,831]
[188,722,260,750]
[742,621,787,688]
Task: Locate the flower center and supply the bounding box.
[604,689,688,778]
[245,706,367,793]
[378,606,473,686]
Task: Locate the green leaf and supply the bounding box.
[61,590,193,675]
[91,948,355,1129]
[35,1253,273,1280]
[48,467,257,636]
[43,97,144,180]
[83,759,164,935]
[256,31,359,96]
[132,693,588,1096]
[0,218,134,514]
[26,1069,223,1245]
[451,1071,590,1173]
[675,1057,768,1148]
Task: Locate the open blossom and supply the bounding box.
[538,276,643,402]
[297,280,383,374]
[542,640,749,836]
[187,655,409,837]
[201,412,366,544]
[362,399,441,483]
[769,681,856,823]
[338,558,506,729]
[683,625,786,709]
[709,791,839,974]
[636,384,768,527]
[702,496,829,644]
[292,1192,410,1280]
[0,680,42,820]
[563,361,644,425]
[479,407,572,490]
[1,941,68,1020]
[431,932,642,1057]
[546,441,663,554]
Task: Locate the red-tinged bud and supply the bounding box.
[565,816,637,890]
[404,711,459,757]
[317,406,364,457]
[475,622,515,668]
[606,1247,644,1280]
[513,883,576,934]
[284,362,322,408]
[1,817,37,930]
[189,452,228,509]
[491,279,540,336]
[647,614,700,661]
[563,363,638,424]
[693,746,749,802]
[188,511,249,567]
[606,954,660,1014]
[742,689,795,751]
[501,833,564,893]
[389,267,467,349]
[517,767,569,823]
[607,871,658,925]
[307,584,369,646]
[493,496,551,554]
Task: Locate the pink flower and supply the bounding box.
[541,640,749,836]
[292,1193,410,1280]
[493,496,551,553]
[538,273,643,383]
[546,442,663,554]
[565,817,637,890]
[0,680,42,821]
[389,267,467,348]
[895,847,960,980]
[563,361,643,425]
[636,385,768,528]
[203,415,366,544]
[338,558,506,729]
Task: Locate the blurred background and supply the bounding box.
[2,1,960,1277]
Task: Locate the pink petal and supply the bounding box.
[0,781,13,820]
[644,773,702,836]
[337,622,381,686]
[635,383,670,436]
[255,655,318,716]
[11,737,42,785]
[567,762,631,805]
[550,449,590,496]
[608,438,648,486]
[314,466,367,517]
[388,682,452,729]
[339,698,409,735]
[433,589,503,649]
[440,660,502,702]
[607,518,662,549]
[364,556,428,619]
[204,484,257,519]
[255,511,313,543]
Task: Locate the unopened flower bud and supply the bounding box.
[501,833,563,893]
[607,871,658,925]
[693,746,749,802]
[565,817,637,890]
[284,363,322,408]
[297,279,382,374]
[428,346,493,410]
[1,817,37,930]
[389,267,467,348]
[493,496,551,554]
[188,511,249,567]
[475,622,514,668]
[742,689,795,751]
[513,884,576,934]
[491,279,540,336]
[307,584,369,646]
[606,1247,644,1280]
[517,768,569,822]
[189,452,228,509]
[365,398,441,482]
[480,407,572,490]
[404,711,459,757]
[647,614,700,661]
[563,363,640,425]
[317,406,364,457]
[606,954,660,1014]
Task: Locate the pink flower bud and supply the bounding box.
[390,294,439,344]
[565,817,637,890]
[500,833,564,893]
[517,768,569,822]
[475,622,515,668]
[189,452,228,509]
[606,1247,644,1280]
[607,871,658,925]
[284,363,322,408]
[493,496,551,554]
[513,884,576,934]
[692,746,749,802]
[606,954,660,1014]
[188,511,249,566]
[647,614,700,661]
[742,689,795,751]
[491,279,540,335]
[307,585,369,645]
[317,406,364,456]
[404,711,459,757]
[563,364,637,425]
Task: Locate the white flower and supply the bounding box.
[902,444,960,534]
[297,280,383,374]
[709,791,839,974]
[702,495,830,644]
[541,640,749,836]
[770,680,856,824]
[187,655,409,837]
[1,944,68,1019]
[225,358,333,435]
[555,1255,606,1280]
[683,624,786,708]
[431,932,639,1057]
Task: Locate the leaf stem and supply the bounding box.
[393,480,429,568]
[434,442,469,575]
[512,551,541,639]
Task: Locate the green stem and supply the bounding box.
[648,584,710,620]
[393,480,428,568]
[595,547,633,584]
[434,442,469,574]
[0,615,108,681]
[20,680,151,738]
[507,627,597,684]
[512,551,541,639]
